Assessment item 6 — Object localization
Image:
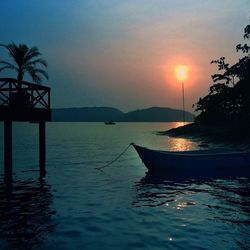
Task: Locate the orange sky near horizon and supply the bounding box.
[0,0,249,112]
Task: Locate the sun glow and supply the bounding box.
[175,65,188,82]
[161,56,197,91]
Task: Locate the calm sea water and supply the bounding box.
[0,122,249,250]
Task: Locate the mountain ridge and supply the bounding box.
[52,106,194,122]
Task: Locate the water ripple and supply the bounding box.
[0,176,56,250]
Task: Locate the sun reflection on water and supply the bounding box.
[172,199,196,210]
[168,137,196,151]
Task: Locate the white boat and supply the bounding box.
[132,143,250,174]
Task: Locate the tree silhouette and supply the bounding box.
[194,23,250,125]
[0,42,48,84]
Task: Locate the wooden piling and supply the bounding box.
[0,78,51,179]
[39,121,46,177]
[4,120,12,180]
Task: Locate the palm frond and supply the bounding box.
[0,65,17,72]
[0,60,17,67]
[4,43,28,67]
[25,67,49,83]
[24,46,42,62]
[24,58,48,68]
[36,69,49,80]
[26,67,42,83]
[0,42,49,83]
[0,60,18,73]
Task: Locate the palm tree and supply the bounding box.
[0,42,48,85]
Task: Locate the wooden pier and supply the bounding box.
[0,78,51,180]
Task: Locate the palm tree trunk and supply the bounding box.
[17,70,23,91]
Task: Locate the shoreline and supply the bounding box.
[158,123,250,150]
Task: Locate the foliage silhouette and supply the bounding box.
[0,42,48,84]
[194,23,250,125]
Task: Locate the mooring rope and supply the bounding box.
[95,143,133,171]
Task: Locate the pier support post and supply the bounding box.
[4,120,12,180]
[39,121,46,177]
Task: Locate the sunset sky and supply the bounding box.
[0,0,249,112]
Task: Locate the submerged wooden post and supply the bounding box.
[4,119,12,180]
[39,121,46,177]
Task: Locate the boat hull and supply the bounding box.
[132,144,250,175]
[104,121,116,125]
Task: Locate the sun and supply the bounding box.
[175,65,188,82]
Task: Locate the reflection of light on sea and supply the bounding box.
[168,137,195,151]
[172,198,196,210]
[171,122,187,128]
[165,122,196,151]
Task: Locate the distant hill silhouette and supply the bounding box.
[121,107,194,122]
[52,107,194,122]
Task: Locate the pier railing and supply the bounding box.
[0,78,50,109]
[0,78,51,121]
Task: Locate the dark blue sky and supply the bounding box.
[0,0,249,111]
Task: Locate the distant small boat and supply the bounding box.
[105,121,116,125]
[132,143,250,174]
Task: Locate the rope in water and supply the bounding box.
[95,143,133,171]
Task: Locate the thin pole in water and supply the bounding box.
[182,81,185,123]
